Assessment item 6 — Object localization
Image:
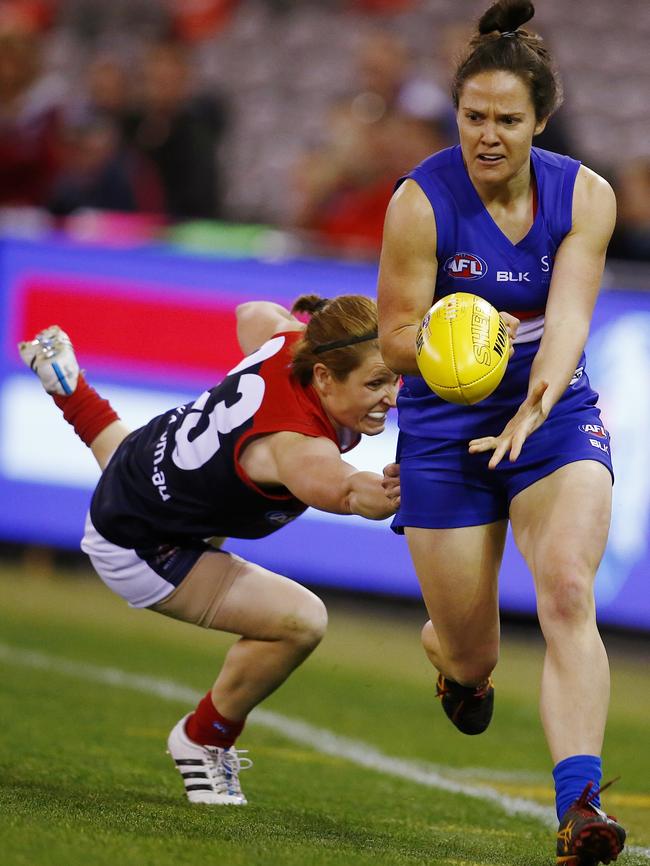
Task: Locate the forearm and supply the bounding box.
[346,470,395,520]
[529,318,590,412]
[380,324,421,376]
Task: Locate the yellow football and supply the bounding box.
[415,292,509,405]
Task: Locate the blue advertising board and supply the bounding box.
[1,237,648,629]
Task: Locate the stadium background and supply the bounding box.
[2,3,650,865]
[1,0,649,630]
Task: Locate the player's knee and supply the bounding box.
[421,620,436,653]
[537,571,594,629]
[282,592,328,652]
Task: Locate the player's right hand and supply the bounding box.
[468,381,549,468]
[382,462,400,510]
[498,312,520,358]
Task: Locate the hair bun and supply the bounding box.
[478,0,535,36]
[291,294,330,316]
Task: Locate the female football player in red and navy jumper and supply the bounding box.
[20,293,400,806]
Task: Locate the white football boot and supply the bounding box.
[18,325,79,396]
[167,714,252,805]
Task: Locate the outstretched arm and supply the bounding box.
[241,431,399,520]
[469,167,617,468]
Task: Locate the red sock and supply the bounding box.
[53,373,119,448]
[185,691,245,749]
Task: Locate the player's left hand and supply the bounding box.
[468,381,549,468]
[382,462,401,508]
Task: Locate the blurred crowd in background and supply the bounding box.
[0,0,649,261]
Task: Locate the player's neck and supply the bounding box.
[471,160,532,210]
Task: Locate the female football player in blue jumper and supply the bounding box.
[20,294,400,808]
[377,1,625,863]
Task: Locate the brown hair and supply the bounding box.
[291,294,379,386]
[451,0,563,121]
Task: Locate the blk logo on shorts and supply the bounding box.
[579,423,610,454]
[444,253,487,280]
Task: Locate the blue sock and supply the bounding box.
[553,754,602,821]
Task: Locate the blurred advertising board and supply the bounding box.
[1,237,649,630]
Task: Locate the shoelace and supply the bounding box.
[37,335,59,360]
[204,747,253,796]
[575,776,620,815]
[473,678,494,699]
[436,675,493,700]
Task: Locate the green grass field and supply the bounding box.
[1,559,649,866]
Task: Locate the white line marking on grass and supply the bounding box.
[255,707,557,824]
[2,643,648,860]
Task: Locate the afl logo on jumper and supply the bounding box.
[444,253,488,280]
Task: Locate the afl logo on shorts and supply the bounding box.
[444,253,488,281]
[265,511,299,526]
[579,423,608,438]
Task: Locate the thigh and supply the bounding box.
[81,512,205,608]
[509,460,613,589]
[154,549,325,641]
[393,445,509,532]
[405,520,507,647]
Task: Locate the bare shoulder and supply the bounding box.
[573,165,616,231]
[384,179,436,245]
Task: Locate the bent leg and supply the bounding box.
[509,461,612,763]
[90,420,130,470]
[19,326,127,469]
[153,550,328,720]
[405,521,507,686]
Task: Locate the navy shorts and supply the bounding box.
[392,409,613,532]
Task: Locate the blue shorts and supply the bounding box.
[392,409,613,532]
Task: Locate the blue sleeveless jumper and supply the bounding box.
[392,146,613,531]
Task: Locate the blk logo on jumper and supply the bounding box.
[444,253,487,280]
[496,271,530,282]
